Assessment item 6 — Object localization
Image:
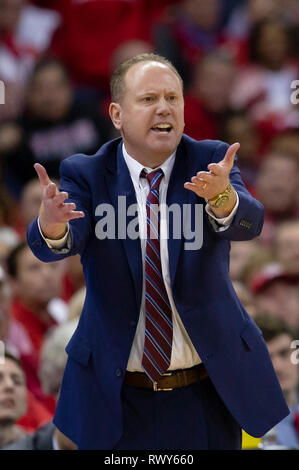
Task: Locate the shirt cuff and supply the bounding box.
[205,192,239,230]
[37,217,70,249]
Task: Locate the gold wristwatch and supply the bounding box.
[208,183,232,208]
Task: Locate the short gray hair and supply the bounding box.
[110,53,183,103]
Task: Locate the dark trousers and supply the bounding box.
[113,376,242,450]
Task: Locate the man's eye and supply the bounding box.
[143,97,154,102]
[168,95,177,102]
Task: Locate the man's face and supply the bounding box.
[267,333,299,397]
[110,61,185,166]
[194,60,235,114]
[275,224,299,274]
[256,155,298,213]
[13,247,64,308]
[21,179,43,226]
[27,65,72,121]
[0,358,27,423]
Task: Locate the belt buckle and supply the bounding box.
[153,372,173,392]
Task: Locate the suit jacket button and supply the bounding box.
[130,320,136,327]
[115,368,123,377]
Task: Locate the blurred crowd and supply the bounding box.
[0,0,298,450]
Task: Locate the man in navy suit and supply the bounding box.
[27,53,289,450]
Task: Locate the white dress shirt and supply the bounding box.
[40,144,239,372]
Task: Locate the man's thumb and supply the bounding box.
[222,142,240,168]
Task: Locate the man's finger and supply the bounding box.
[52,191,69,207]
[207,163,222,176]
[34,163,52,187]
[44,182,57,199]
[220,142,240,168]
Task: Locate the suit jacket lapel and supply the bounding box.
[105,141,143,312]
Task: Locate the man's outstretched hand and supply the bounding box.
[34,163,85,240]
[184,142,240,217]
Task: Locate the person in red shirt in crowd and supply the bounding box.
[6,241,67,414]
[33,0,178,95]
[183,49,236,141]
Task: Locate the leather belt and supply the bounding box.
[124,364,208,391]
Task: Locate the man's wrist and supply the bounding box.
[39,220,67,240]
[207,185,237,218]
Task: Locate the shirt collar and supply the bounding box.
[122,143,176,187]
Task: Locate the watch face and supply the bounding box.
[215,195,229,208]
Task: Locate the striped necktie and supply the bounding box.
[140,168,173,382]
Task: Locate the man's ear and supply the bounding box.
[109,102,122,130]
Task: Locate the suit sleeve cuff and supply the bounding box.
[37,218,70,249]
[205,192,239,231]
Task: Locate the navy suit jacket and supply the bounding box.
[27,135,289,449]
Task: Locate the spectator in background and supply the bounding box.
[61,255,85,304]
[39,318,79,400]
[270,131,299,165]
[232,280,257,318]
[255,314,299,449]
[220,110,261,193]
[38,0,176,97]
[0,265,54,434]
[16,177,43,237]
[3,318,79,450]
[154,0,224,88]
[67,286,86,323]
[0,351,27,448]
[0,265,12,348]
[8,177,84,303]
[231,18,299,150]
[1,58,112,199]
[6,241,67,413]
[226,0,299,41]
[229,239,260,282]
[110,39,154,75]
[273,220,299,276]
[250,262,299,329]
[0,227,20,270]
[0,0,60,122]
[226,0,282,41]
[255,152,299,245]
[0,125,21,224]
[183,49,236,141]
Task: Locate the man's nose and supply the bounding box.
[2,374,14,390]
[156,98,171,115]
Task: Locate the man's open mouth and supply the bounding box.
[151,123,173,133]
